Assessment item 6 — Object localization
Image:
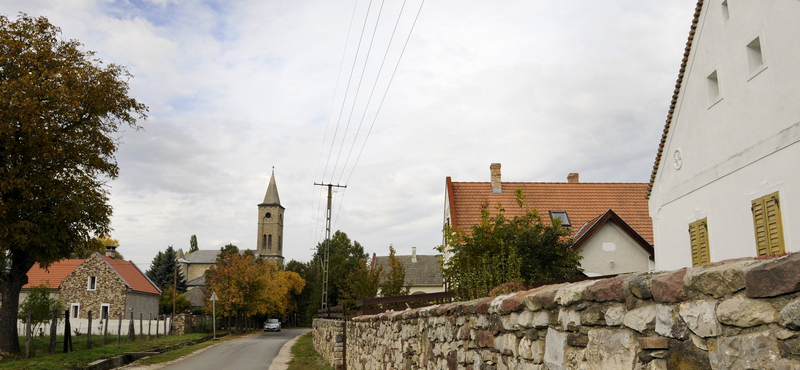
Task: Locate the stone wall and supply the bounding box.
[313,318,345,370]
[60,253,128,319]
[314,254,800,369]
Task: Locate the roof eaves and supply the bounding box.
[647,0,705,199]
[446,176,458,231]
[97,252,131,291]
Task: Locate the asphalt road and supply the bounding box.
[162,328,310,370]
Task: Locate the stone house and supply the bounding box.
[23,249,160,320]
[647,0,800,270]
[444,164,654,276]
[372,247,445,295]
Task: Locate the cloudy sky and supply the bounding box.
[2,0,698,270]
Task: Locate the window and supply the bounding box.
[549,211,571,227]
[87,276,97,291]
[707,70,721,105]
[689,218,711,266]
[279,236,282,252]
[721,0,729,21]
[262,234,266,249]
[265,212,271,219]
[752,192,785,256]
[746,37,764,75]
[70,303,80,319]
[268,234,272,249]
[101,304,110,320]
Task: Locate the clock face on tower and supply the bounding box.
[265,212,271,219]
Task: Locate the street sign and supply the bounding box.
[211,291,218,339]
[210,292,218,301]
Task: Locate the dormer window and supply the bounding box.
[87,276,97,291]
[549,211,571,227]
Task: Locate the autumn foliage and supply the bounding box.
[205,244,305,319]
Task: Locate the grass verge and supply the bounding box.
[287,332,333,370]
[134,333,238,366]
[0,333,216,370]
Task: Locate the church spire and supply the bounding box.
[263,167,280,205]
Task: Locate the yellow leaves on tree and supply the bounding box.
[204,244,305,318]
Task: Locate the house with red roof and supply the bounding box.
[21,247,160,320]
[647,0,799,270]
[444,163,654,277]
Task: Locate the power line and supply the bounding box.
[344,0,426,186]
[336,0,411,185]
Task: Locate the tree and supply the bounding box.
[158,286,191,315]
[438,190,582,299]
[146,246,187,293]
[380,245,408,297]
[341,259,381,308]
[18,284,62,336]
[71,235,123,259]
[0,14,147,353]
[189,235,199,253]
[307,231,368,316]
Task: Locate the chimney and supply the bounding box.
[105,244,117,259]
[567,173,580,184]
[412,247,417,263]
[490,163,502,193]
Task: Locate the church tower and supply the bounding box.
[256,169,284,264]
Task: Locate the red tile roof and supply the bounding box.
[571,209,654,257]
[447,180,653,244]
[648,0,704,198]
[22,260,84,289]
[102,256,161,295]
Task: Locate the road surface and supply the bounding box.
[162,328,310,370]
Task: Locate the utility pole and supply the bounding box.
[314,182,346,310]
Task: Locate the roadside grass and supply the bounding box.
[287,332,333,370]
[0,333,210,370]
[134,333,239,366]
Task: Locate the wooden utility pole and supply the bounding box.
[314,182,346,310]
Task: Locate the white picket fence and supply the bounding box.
[17,316,172,336]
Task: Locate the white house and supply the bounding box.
[648,0,800,270]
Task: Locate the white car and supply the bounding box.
[264,319,281,332]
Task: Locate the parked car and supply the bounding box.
[264,319,281,332]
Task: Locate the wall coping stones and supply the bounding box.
[684,259,765,298]
[652,269,689,303]
[586,274,628,303]
[745,253,800,298]
[554,280,597,306]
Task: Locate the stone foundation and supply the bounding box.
[314,253,800,369]
[313,318,345,369]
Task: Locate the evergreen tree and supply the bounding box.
[146,246,187,293]
[380,245,408,297]
[189,235,199,253]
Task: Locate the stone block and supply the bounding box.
[679,299,721,338]
[544,328,567,370]
[716,295,776,328]
[579,304,605,326]
[584,328,639,370]
[684,259,763,298]
[628,274,654,300]
[708,331,790,370]
[604,305,627,327]
[745,253,800,298]
[778,297,800,330]
[651,269,688,303]
[665,340,711,370]
[558,309,580,331]
[476,331,494,348]
[639,336,670,349]
[655,304,689,340]
[623,305,656,333]
[500,294,525,313]
[532,311,551,328]
[518,310,535,328]
[585,276,627,303]
[555,280,597,306]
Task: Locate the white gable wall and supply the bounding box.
[650,0,800,270]
[577,222,653,276]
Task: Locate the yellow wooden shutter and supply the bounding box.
[689,218,710,266]
[752,192,785,256]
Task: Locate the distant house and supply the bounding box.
[23,248,161,320]
[444,164,654,276]
[372,248,445,295]
[647,0,800,270]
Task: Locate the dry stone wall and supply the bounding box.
[313,318,345,369]
[315,253,800,370]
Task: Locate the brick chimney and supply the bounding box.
[490,163,502,193]
[412,247,417,263]
[105,244,118,259]
[567,173,580,184]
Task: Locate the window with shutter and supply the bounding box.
[689,218,710,266]
[752,192,785,256]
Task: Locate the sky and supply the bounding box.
[1,0,698,270]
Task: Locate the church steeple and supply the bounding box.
[263,167,281,205]
[256,167,285,264]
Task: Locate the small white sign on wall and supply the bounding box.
[602,242,617,252]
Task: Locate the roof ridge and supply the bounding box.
[451,181,649,185]
[648,0,705,199]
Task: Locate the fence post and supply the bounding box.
[127,310,135,342]
[87,311,93,349]
[148,313,152,340]
[25,309,31,358]
[139,313,144,342]
[170,313,174,335]
[117,312,123,345]
[63,309,71,353]
[49,309,57,354]
[104,312,109,345]
[156,316,160,338]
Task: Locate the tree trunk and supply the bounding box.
[0,256,33,353]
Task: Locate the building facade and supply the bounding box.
[256,169,285,264]
[648,0,800,270]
